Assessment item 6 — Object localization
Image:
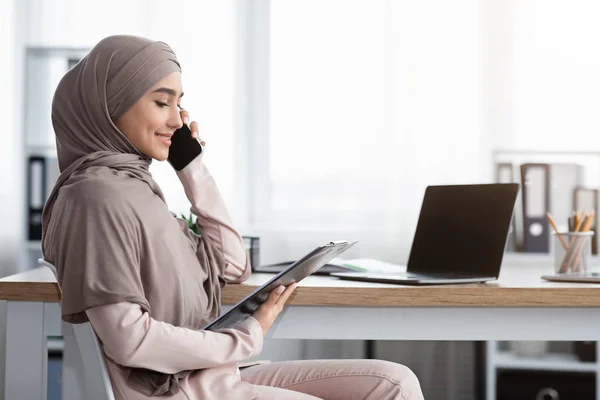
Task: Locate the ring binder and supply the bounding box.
[520,164,550,253]
[27,156,46,241]
[26,154,60,241]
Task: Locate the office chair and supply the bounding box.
[38,258,115,400]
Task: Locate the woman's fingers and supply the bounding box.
[188,119,205,146]
[252,284,296,337]
[267,285,285,305]
[189,120,199,139]
[179,109,190,125]
[275,283,297,307]
[178,110,206,145]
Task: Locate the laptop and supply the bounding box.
[331,183,520,285]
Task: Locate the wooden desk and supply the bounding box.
[3,263,600,400]
[4,262,600,306]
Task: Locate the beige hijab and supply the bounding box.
[41,35,225,395]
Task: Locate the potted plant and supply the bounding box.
[181,213,200,235]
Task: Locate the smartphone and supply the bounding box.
[167,124,203,171]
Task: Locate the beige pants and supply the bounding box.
[241,359,424,400]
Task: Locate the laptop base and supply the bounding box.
[331,272,496,285]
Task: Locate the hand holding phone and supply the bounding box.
[167,124,204,171]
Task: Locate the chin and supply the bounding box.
[145,147,169,162]
[154,152,169,162]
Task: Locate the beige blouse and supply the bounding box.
[85,156,264,399]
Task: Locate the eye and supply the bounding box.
[155,101,169,108]
[177,104,183,110]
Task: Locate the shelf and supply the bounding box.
[25,145,57,156]
[503,252,600,268]
[503,253,553,265]
[26,241,42,251]
[495,351,597,373]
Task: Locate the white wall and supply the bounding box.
[0,0,22,394]
[483,0,516,151]
[0,0,26,277]
[511,0,600,152]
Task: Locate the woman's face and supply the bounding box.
[115,71,184,161]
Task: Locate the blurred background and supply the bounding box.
[3,0,600,399]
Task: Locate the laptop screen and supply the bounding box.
[406,183,519,277]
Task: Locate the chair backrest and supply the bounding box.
[39,258,115,400]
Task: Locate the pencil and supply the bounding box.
[570,212,595,272]
[546,212,568,250]
[575,211,586,233]
[582,212,595,233]
[559,211,588,273]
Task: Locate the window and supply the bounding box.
[242,1,487,250]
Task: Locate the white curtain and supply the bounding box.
[247,0,600,262]
[251,0,488,265]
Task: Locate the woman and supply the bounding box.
[42,35,424,400]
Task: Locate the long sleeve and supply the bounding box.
[177,154,251,283]
[86,302,264,374]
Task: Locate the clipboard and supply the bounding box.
[203,240,357,331]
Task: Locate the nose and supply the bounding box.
[167,106,183,130]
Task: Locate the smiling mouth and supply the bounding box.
[155,133,172,146]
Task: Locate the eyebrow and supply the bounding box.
[152,87,184,98]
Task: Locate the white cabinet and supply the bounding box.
[487,340,600,400]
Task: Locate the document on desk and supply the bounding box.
[341,258,407,274]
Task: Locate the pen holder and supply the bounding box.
[553,231,594,274]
